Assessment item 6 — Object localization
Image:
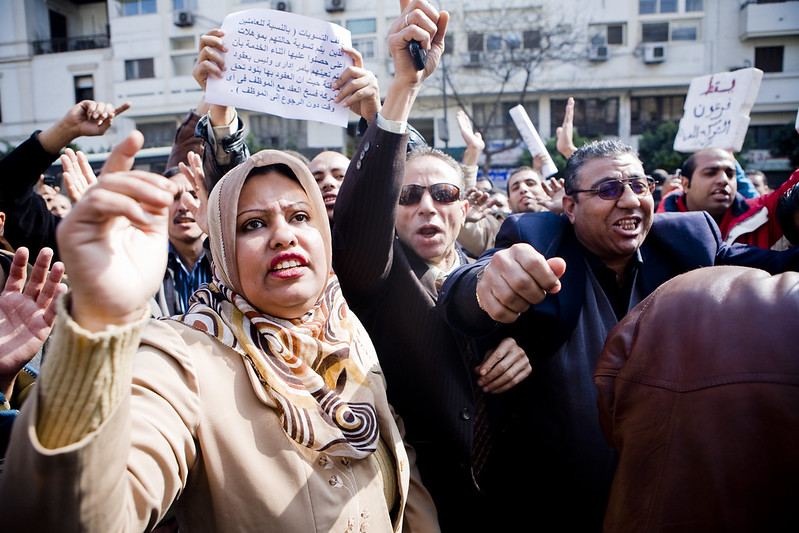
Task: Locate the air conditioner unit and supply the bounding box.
[325,0,345,12]
[643,44,666,63]
[272,0,291,11]
[462,51,484,68]
[173,11,195,27]
[589,45,609,61]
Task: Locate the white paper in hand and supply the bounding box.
[205,9,353,127]
[509,105,558,178]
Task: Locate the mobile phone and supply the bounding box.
[409,40,427,71]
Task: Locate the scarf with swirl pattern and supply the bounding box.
[175,272,379,458]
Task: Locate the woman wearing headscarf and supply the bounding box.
[0,140,439,532]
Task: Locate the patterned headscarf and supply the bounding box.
[176,150,379,458]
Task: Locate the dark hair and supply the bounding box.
[651,168,669,185]
[680,153,700,185]
[406,145,465,191]
[564,140,638,199]
[163,166,183,179]
[776,184,799,245]
[247,163,299,185]
[506,166,543,195]
[680,148,734,185]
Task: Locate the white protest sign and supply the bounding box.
[206,9,353,127]
[673,67,763,152]
[509,104,558,178]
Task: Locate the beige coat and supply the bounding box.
[1,319,439,532]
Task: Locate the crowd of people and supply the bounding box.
[0,0,797,531]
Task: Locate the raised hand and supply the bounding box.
[555,97,577,159]
[56,131,177,332]
[538,177,566,214]
[37,101,131,154]
[334,46,381,123]
[179,150,209,235]
[193,29,226,92]
[0,247,66,397]
[385,0,449,110]
[457,109,484,166]
[60,148,97,204]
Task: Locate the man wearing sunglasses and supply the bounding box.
[332,1,533,530]
[437,139,799,531]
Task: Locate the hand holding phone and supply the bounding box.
[409,40,427,71]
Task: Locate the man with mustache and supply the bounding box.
[151,167,212,317]
[332,1,531,530]
[506,166,551,214]
[437,139,799,531]
[659,147,799,249]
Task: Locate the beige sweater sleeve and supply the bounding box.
[36,294,150,449]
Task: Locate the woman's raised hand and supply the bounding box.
[56,131,177,332]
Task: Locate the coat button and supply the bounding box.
[460,409,472,420]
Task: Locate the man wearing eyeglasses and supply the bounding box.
[437,139,799,531]
[658,147,799,249]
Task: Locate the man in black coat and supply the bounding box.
[438,139,799,531]
[332,2,530,530]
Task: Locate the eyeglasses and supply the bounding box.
[567,176,655,200]
[398,183,462,206]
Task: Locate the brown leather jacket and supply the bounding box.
[595,265,799,532]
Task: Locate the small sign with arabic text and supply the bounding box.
[673,68,763,153]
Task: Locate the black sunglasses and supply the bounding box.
[399,183,462,206]
[568,176,655,200]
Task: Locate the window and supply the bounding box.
[630,95,685,134]
[745,124,783,149]
[468,32,529,54]
[486,34,503,52]
[137,121,176,149]
[550,98,619,138]
[125,58,155,80]
[74,75,94,103]
[443,34,453,55]
[639,0,676,14]
[642,22,669,42]
[671,21,698,41]
[121,0,156,16]
[607,24,624,45]
[468,33,484,52]
[755,46,783,73]
[346,18,376,34]
[590,24,625,46]
[352,37,376,60]
[523,30,541,50]
[474,102,536,141]
[643,20,698,42]
[686,0,703,11]
[173,0,197,10]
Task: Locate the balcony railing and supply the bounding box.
[740,1,799,39]
[32,33,110,55]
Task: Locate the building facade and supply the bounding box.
[0,0,796,180]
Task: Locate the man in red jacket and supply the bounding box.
[657,147,799,248]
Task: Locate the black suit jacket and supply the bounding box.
[332,121,502,530]
[437,209,799,530]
